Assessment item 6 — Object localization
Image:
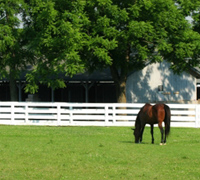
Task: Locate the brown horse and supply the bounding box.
[132,103,171,145]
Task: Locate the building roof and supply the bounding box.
[64,68,113,82]
[189,67,200,78]
[189,67,200,84]
[14,67,113,83]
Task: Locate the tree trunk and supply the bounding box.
[116,79,127,103]
[110,65,127,103]
[9,77,18,101]
[9,66,18,101]
[110,44,130,103]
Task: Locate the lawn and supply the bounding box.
[0,125,200,180]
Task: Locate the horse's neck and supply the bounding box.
[135,116,141,128]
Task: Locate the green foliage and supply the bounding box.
[0,126,200,179]
[1,0,200,99]
[188,0,200,41]
[176,0,200,16]
[0,0,36,100]
[82,0,200,76]
[22,0,87,92]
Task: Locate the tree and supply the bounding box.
[0,0,34,101]
[20,0,200,103]
[23,0,89,94]
[184,0,200,34]
[81,0,200,103]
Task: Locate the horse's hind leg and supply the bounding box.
[158,122,164,145]
[164,132,167,145]
[164,124,167,144]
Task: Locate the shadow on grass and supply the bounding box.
[118,141,133,144]
[119,141,162,146]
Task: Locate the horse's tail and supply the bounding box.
[164,104,171,136]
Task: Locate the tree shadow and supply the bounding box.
[118,141,134,144]
[126,61,196,103]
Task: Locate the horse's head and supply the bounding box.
[131,128,140,143]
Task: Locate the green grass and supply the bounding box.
[0,125,200,180]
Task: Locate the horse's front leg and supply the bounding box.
[139,124,145,143]
[150,124,154,144]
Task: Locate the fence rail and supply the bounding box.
[0,102,200,128]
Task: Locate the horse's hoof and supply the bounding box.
[160,143,166,145]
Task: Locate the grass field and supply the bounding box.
[0,125,200,180]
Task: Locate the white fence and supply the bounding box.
[0,102,200,128]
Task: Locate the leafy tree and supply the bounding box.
[184,0,200,34]
[23,0,89,93]
[81,0,200,103]
[6,0,200,103]
[0,0,34,100]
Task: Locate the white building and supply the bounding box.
[126,61,200,103]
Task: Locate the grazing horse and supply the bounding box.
[132,103,171,145]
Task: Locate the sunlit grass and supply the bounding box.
[0,125,200,179]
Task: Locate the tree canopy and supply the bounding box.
[0,0,35,100]
[23,0,88,93]
[1,0,200,102]
[80,0,200,102]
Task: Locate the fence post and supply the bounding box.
[113,105,116,124]
[57,105,61,126]
[69,106,73,124]
[25,104,29,125]
[11,103,15,125]
[195,105,200,128]
[105,105,109,126]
